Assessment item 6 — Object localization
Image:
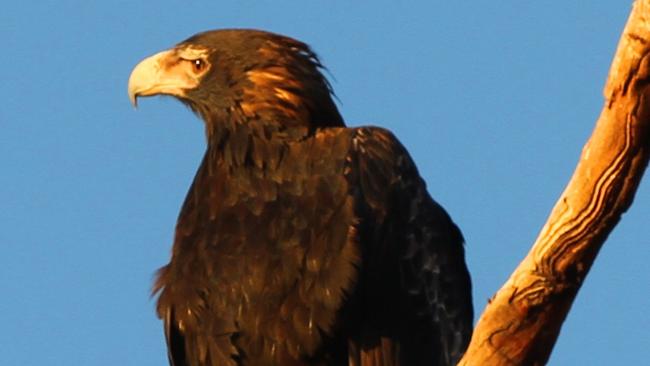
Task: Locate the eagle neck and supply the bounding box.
[204,112,309,171]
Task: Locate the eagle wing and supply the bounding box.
[347,127,473,366]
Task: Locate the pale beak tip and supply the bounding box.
[129,93,139,109]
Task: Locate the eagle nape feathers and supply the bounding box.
[128,29,473,366]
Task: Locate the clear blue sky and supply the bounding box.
[1,1,647,365]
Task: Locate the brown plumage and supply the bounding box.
[128,29,473,366]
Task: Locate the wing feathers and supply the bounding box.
[350,127,473,365]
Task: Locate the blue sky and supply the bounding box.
[1,1,648,365]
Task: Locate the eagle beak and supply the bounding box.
[128,49,196,108]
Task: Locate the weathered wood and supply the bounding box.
[458,1,650,364]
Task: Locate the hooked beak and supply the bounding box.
[127,49,199,108]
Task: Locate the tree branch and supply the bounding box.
[458,1,650,365]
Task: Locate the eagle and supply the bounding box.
[128,29,473,366]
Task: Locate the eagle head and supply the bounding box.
[128,29,344,138]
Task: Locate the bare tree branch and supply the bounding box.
[458,1,650,364]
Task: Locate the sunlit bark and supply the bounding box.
[458,1,650,364]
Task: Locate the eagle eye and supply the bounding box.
[192,59,205,72]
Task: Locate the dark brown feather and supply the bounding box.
[146,29,472,366]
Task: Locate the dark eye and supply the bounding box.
[192,59,205,72]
